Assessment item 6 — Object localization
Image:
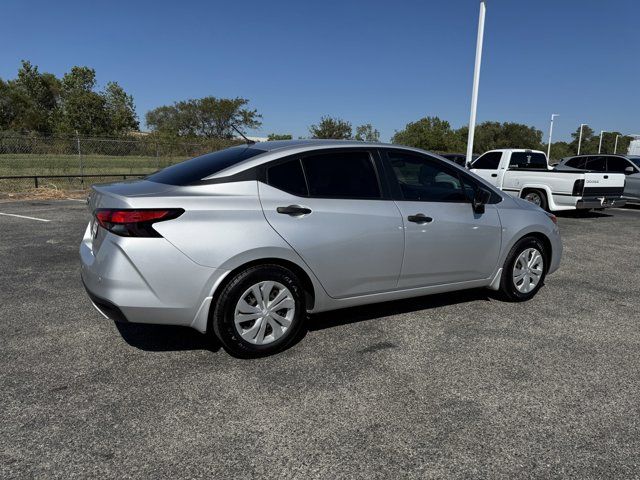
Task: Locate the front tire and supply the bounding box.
[498,237,547,302]
[211,264,306,358]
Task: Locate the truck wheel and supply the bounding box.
[498,236,547,302]
[522,189,548,211]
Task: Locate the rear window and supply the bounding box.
[509,152,548,169]
[147,146,266,185]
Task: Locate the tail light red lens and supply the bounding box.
[546,212,558,225]
[94,209,183,237]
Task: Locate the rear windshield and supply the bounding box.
[509,152,548,169]
[147,146,266,185]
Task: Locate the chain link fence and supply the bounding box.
[0,133,240,193]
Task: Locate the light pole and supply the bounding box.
[547,114,559,159]
[598,130,608,154]
[577,123,587,155]
[465,1,486,167]
[614,134,622,154]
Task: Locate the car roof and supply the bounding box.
[206,140,446,179]
[563,154,634,159]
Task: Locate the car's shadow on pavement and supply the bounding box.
[555,210,612,219]
[115,322,221,353]
[308,288,492,332]
[112,289,492,355]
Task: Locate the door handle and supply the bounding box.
[491,173,498,177]
[277,205,312,216]
[407,214,433,224]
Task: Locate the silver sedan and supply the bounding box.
[80,140,562,357]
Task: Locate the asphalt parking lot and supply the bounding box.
[1,199,639,479]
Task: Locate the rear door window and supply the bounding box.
[509,152,548,169]
[586,156,607,171]
[267,159,308,196]
[471,151,502,169]
[565,157,587,169]
[147,146,266,185]
[301,151,381,199]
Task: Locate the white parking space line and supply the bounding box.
[0,212,51,222]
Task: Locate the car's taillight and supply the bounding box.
[94,209,183,237]
[546,212,558,225]
[572,179,585,196]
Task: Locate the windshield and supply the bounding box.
[630,157,640,168]
[147,145,266,185]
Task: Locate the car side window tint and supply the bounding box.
[386,151,468,203]
[606,157,630,173]
[566,157,587,169]
[267,159,308,196]
[586,156,607,171]
[471,151,502,169]
[301,151,381,199]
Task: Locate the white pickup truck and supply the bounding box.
[469,149,626,211]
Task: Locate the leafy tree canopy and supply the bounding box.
[267,133,292,141]
[309,116,353,139]
[355,123,380,142]
[145,97,261,139]
[0,60,138,136]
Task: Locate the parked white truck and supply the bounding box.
[469,149,626,211]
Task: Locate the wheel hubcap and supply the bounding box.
[234,281,295,345]
[524,192,541,206]
[513,248,544,293]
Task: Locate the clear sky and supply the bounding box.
[1,0,638,142]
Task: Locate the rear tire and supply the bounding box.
[211,264,306,358]
[522,189,548,211]
[498,236,547,302]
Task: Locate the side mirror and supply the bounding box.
[625,166,635,174]
[472,188,491,214]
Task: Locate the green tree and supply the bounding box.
[569,125,596,154]
[355,123,380,142]
[2,60,61,133]
[58,66,110,135]
[267,133,293,141]
[104,82,139,134]
[392,116,462,152]
[471,121,543,153]
[548,141,574,162]
[146,97,261,138]
[309,116,352,139]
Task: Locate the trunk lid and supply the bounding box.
[88,179,177,211]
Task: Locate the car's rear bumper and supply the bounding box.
[576,197,626,209]
[79,222,224,332]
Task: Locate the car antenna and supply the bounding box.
[230,124,256,145]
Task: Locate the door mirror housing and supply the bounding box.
[625,166,635,174]
[472,188,491,214]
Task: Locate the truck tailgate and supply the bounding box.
[582,173,625,197]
